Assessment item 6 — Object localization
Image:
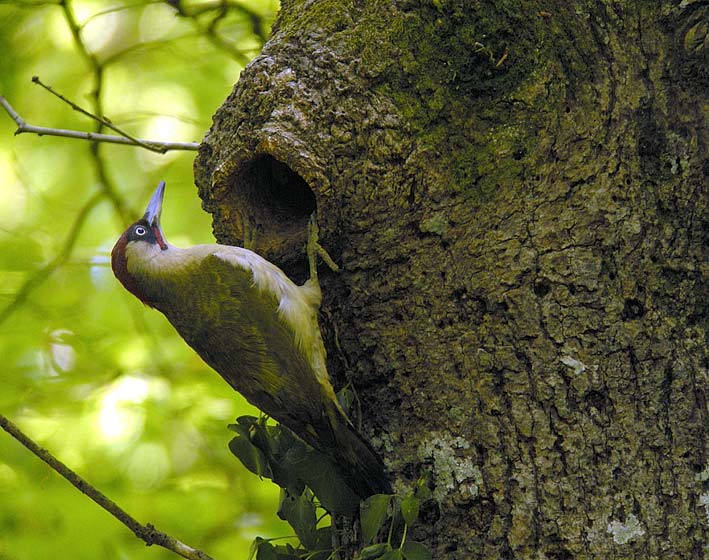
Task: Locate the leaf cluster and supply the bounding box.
[228,415,432,560]
[357,485,432,560]
[228,415,360,515]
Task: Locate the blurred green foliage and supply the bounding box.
[0,1,286,558]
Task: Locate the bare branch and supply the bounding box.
[0,413,216,560]
[31,76,167,152]
[0,95,199,152]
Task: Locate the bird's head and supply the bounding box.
[111,181,170,306]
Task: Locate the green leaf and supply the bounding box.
[390,495,403,529]
[250,537,269,560]
[415,476,432,501]
[337,386,356,415]
[401,541,432,560]
[230,417,359,513]
[359,543,391,559]
[400,494,420,526]
[235,415,260,428]
[228,432,271,478]
[277,489,318,550]
[290,448,360,514]
[252,418,277,455]
[379,550,404,560]
[360,494,392,544]
[313,526,333,553]
[271,543,300,559]
[253,539,301,560]
[261,426,307,495]
[255,539,278,560]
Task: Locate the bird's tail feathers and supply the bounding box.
[325,403,392,498]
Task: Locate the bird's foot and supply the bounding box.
[242,213,259,251]
[307,214,340,282]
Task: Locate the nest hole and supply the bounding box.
[238,154,316,225]
[229,154,318,258]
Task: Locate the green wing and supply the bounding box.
[155,254,333,445]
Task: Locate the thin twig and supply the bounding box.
[166,0,253,64]
[101,32,200,67]
[31,76,164,152]
[0,95,199,152]
[0,413,216,560]
[80,1,163,30]
[165,0,269,42]
[58,0,104,121]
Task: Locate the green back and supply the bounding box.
[145,255,334,448]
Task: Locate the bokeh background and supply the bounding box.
[0,1,287,558]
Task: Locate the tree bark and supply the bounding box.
[193,0,708,557]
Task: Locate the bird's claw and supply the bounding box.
[307,213,339,282]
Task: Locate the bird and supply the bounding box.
[111,181,390,498]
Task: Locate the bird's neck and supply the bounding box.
[113,240,214,307]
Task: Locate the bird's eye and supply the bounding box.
[135,226,147,236]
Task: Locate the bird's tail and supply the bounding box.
[325,401,392,498]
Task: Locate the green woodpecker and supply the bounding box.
[111,182,390,497]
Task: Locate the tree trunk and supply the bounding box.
[193,1,708,557]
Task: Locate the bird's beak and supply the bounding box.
[144,181,165,227]
[143,181,168,250]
